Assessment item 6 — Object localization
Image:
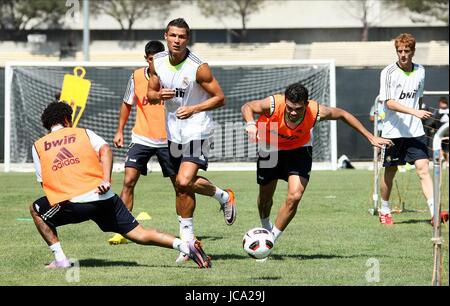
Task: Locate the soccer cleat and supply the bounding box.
[430,210,449,226]
[187,240,211,269]
[220,189,237,226]
[45,258,71,269]
[175,252,190,263]
[378,212,393,225]
[108,233,128,245]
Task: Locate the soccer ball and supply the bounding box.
[242,227,274,259]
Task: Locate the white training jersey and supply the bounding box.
[153,50,214,144]
[122,69,167,148]
[32,125,114,202]
[379,62,425,138]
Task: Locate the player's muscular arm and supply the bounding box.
[113,102,132,148]
[386,98,432,120]
[96,144,112,194]
[241,97,271,122]
[241,97,271,142]
[176,64,225,119]
[147,61,175,104]
[320,105,393,149]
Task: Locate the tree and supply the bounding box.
[0,0,67,31]
[196,0,266,42]
[396,0,448,24]
[91,0,174,40]
[345,0,397,41]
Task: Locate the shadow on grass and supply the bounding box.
[269,253,365,260]
[394,219,430,225]
[78,258,149,267]
[78,258,201,269]
[212,253,364,261]
[197,235,223,242]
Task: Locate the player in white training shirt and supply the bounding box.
[147,18,237,263]
[378,33,441,225]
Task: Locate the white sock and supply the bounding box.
[179,217,194,241]
[271,226,283,242]
[261,217,273,231]
[213,187,229,206]
[173,238,190,255]
[380,200,391,214]
[49,242,66,262]
[427,198,434,217]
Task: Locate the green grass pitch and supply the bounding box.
[0,170,447,285]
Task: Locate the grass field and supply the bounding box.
[0,169,448,286]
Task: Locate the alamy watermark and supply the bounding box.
[65,0,80,23]
[168,121,279,169]
[65,258,80,283]
[365,258,380,283]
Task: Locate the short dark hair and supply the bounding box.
[41,102,73,131]
[145,40,165,57]
[285,82,309,104]
[439,96,448,104]
[165,18,190,37]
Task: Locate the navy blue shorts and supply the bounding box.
[383,136,429,167]
[32,195,139,235]
[257,146,313,185]
[125,143,176,177]
[168,139,211,172]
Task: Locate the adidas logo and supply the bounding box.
[51,147,80,171]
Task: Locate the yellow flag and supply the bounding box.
[60,66,91,127]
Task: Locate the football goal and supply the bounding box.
[4,60,336,172]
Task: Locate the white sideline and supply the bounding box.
[1,162,377,173]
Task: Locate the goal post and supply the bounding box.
[4,60,337,172]
[431,122,448,286]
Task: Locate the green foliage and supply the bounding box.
[0,0,67,30]
[397,0,449,24]
[196,0,266,42]
[0,170,447,285]
[90,0,174,31]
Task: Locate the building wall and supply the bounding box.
[1,27,448,44]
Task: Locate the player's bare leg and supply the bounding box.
[30,204,70,268]
[175,162,198,263]
[193,176,237,225]
[414,158,434,217]
[273,175,308,240]
[120,167,141,211]
[379,166,397,225]
[109,167,140,245]
[258,180,278,231]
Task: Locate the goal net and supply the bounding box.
[4,60,336,172]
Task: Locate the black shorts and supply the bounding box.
[442,139,449,153]
[32,195,139,235]
[257,146,313,185]
[125,143,175,177]
[168,139,211,172]
[383,136,429,167]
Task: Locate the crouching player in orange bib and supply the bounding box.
[29,102,211,269]
[241,82,393,258]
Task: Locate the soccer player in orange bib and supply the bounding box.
[241,82,393,257]
[30,102,211,269]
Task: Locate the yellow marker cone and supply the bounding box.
[136,212,152,221]
[60,66,91,127]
